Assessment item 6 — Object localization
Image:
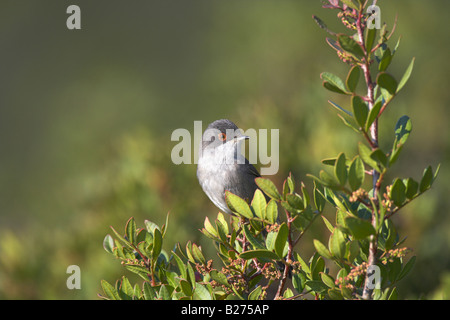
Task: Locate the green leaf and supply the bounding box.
[319,169,340,188]
[186,262,196,287]
[377,72,398,95]
[329,229,346,259]
[143,282,157,300]
[345,216,376,240]
[101,280,120,300]
[321,72,349,95]
[225,191,254,219]
[136,228,150,245]
[248,286,263,300]
[265,231,276,252]
[243,225,265,250]
[152,228,162,260]
[191,244,205,265]
[172,251,187,279]
[292,271,307,293]
[394,115,412,147]
[312,15,336,35]
[124,264,150,280]
[216,212,229,235]
[337,113,360,133]
[255,177,281,201]
[322,215,334,233]
[334,152,348,186]
[240,249,279,261]
[120,276,134,300]
[338,34,364,58]
[370,148,388,169]
[347,240,360,263]
[397,57,415,93]
[144,219,159,235]
[109,225,133,250]
[419,166,433,193]
[125,217,137,245]
[275,223,289,258]
[326,37,342,53]
[305,280,329,294]
[193,283,212,300]
[295,252,310,275]
[383,219,397,251]
[103,234,115,254]
[358,142,381,172]
[210,270,230,287]
[390,178,406,207]
[346,66,360,92]
[286,193,304,211]
[352,95,369,128]
[365,100,382,132]
[341,0,359,10]
[378,47,392,71]
[264,200,277,225]
[287,173,295,193]
[348,156,365,191]
[328,288,344,300]
[300,182,310,208]
[251,189,267,220]
[365,27,377,53]
[314,183,326,213]
[314,239,332,260]
[398,256,416,281]
[203,217,218,238]
[179,279,193,297]
[320,272,336,289]
[158,284,171,300]
[388,288,398,300]
[310,253,325,280]
[328,100,353,117]
[404,178,419,200]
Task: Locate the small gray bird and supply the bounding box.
[197,119,264,215]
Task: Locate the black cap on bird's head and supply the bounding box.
[201,119,248,151]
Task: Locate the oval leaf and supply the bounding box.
[334,152,348,186]
[397,57,415,93]
[345,217,376,240]
[225,191,254,219]
[275,223,289,258]
[329,229,346,259]
[352,95,369,128]
[348,156,365,191]
[240,249,280,261]
[346,65,360,92]
[255,178,281,201]
[390,178,406,207]
[251,189,267,220]
[338,34,364,58]
[314,239,332,260]
[321,72,349,94]
[377,72,398,95]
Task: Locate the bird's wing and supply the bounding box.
[244,159,261,178]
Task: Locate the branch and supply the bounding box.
[355,6,380,300]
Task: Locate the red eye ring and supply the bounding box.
[218,133,227,141]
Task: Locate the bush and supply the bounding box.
[99,0,439,300]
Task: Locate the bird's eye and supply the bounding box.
[218,133,227,141]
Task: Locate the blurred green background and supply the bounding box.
[0,0,448,299]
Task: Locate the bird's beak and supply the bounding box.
[235,135,249,142]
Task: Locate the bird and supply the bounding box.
[197,119,265,216]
